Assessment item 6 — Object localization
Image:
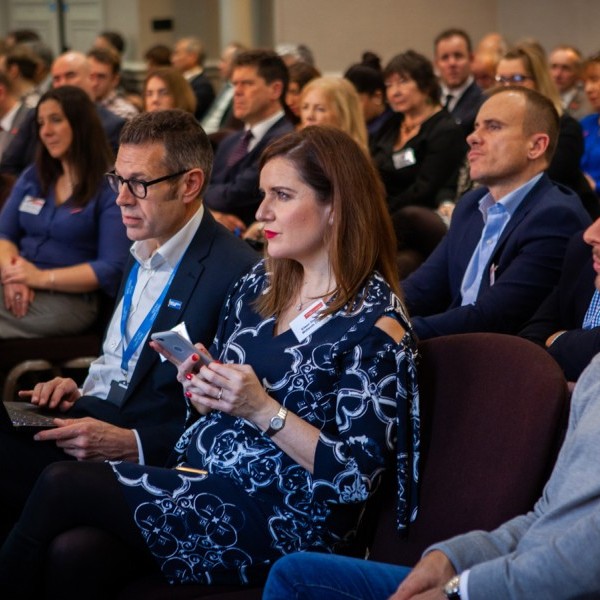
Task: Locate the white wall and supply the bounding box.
[498,0,600,55]
[273,0,498,72]
[2,0,600,69]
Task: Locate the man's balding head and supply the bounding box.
[51,51,93,97]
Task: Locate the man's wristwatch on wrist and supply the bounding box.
[443,575,461,599]
[265,405,288,436]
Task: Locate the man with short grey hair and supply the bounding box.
[171,36,215,121]
[0,109,257,539]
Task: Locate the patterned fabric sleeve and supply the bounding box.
[312,309,420,531]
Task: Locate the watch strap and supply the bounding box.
[265,405,288,436]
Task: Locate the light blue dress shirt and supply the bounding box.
[460,174,543,306]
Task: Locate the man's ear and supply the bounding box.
[269,80,284,102]
[527,133,550,160]
[181,168,205,202]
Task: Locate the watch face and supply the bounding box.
[270,416,284,430]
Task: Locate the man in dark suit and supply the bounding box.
[402,86,591,340]
[434,28,485,136]
[0,110,257,536]
[520,223,600,382]
[0,51,125,176]
[171,37,215,121]
[204,49,294,231]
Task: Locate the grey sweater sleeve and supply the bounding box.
[465,506,600,599]
[429,512,536,572]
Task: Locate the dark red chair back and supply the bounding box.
[368,333,569,566]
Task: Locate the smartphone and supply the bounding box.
[150,331,213,365]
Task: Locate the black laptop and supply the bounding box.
[0,401,57,434]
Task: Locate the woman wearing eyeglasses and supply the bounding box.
[495,43,600,218]
[0,86,131,338]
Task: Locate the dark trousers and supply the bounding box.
[0,431,74,540]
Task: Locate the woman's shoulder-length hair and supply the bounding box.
[255,125,400,318]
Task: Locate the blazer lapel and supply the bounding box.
[123,211,216,399]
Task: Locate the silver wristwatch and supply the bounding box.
[265,405,288,436]
[443,575,461,599]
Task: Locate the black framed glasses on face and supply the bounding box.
[105,169,189,199]
[494,74,533,85]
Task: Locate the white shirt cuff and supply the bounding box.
[460,569,470,600]
[132,429,145,465]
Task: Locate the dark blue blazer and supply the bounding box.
[204,115,294,225]
[189,72,215,121]
[450,81,485,136]
[0,104,125,176]
[520,232,599,381]
[69,210,258,464]
[402,174,591,340]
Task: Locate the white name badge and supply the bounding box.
[392,147,417,170]
[290,299,331,342]
[19,195,45,215]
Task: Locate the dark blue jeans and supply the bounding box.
[262,552,412,600]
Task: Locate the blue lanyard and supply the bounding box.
[119,259,181,374]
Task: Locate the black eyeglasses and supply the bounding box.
[494,74,534,85]
[105,169,189,199]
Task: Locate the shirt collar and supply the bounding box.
[246,110,285,146]
[183,66,203,80]
[0,101,21,132]
[130,204,204,269]
[478,172,544,222]
[560,87,578,108]
[441,75,474,99]
[99,89,118,107]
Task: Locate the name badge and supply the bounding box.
[290,299,331,342]
[106,379,128,406]
[392,148,416,170]
[19,195,45,215]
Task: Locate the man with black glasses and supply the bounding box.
[0,110,257,538]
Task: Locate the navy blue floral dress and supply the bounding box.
[111,262,420,585]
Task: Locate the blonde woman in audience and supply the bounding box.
[245,76,369,243]
[300,76,368,151]
[495,43,599,218]
[143,66,196,114]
